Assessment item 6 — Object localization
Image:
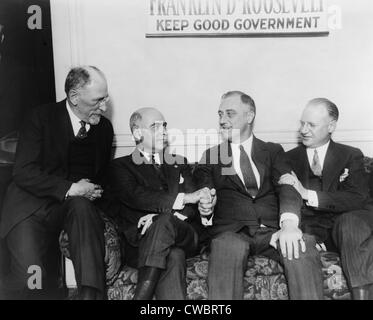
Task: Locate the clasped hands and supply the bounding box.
[184,187,217,217]
[67,178,103,201]
[137,187,217,236]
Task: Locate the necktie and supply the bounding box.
[76,120,88,139]
[311,149,322,177]
[239,145,258,197]
[151,154,161,171]
[151,154,167,188]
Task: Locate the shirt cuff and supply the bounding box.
[306,190,319,208]
[279,213,299,227]
[172,193,185,210]
[173,212,188,221]
[201,214,214,226]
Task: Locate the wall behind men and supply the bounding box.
[50,0,373,160]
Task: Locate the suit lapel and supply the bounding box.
[55,100,74,169]
[322,141,343,191]
[163,162,181,194]
[296,146,311,189]
[251,136,267,193]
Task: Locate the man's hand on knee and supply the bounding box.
[138,214,158,235]
[270,219,306,260]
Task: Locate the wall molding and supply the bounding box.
[114,129,373,147]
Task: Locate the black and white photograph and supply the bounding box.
[0,0,373,306]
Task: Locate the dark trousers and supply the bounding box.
[2,196,105,299]
[125,213,199,300]
[208,227,324,300]
[332,209,373,289]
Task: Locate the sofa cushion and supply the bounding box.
[105,251,350,300]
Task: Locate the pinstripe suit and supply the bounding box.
[286,140,373,289]
[194,137,324,300]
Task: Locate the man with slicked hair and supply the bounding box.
[280,98,373,299]
[194,91,323,300]
[101,107,210,300]
[0,66,113,299]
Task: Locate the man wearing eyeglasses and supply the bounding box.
[0,66,113,299]
[279,98,373,299]
[100,107,210,300]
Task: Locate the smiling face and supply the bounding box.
[299,102,336,148]
[69,70,109,125]
[218,94,254,143]
[134,108,168,154]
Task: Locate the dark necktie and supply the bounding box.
[151,154,167,188]
[311,149,322,177]
[151,154,161,171]
[76,120,88,139]
[239,145,258,197]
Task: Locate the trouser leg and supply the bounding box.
[4,215,60,299]
[208,231,250,300]
[155,247,187,300]
[278,234,324,300]
[332,210,373,290]
[62,197,106,295]
[138,213,197,269]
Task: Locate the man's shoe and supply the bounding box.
[352,284,372,300]
[133,266,162,300]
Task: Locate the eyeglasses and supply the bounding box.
[95,96,110,106]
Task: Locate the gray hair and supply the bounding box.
[64,66,103,95]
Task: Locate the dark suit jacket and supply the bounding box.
[194,136,303,237]
[0,100,114,238]
[286,141,369,241]
[101,148,198,247]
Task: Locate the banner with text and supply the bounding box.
[146,0,329,37]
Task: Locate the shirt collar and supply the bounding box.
[307,140,330,155]
[230,135,254,156]
[306,140,331,168]
[65,100,90,134]
[138,148,161,165]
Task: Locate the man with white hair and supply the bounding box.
[0,66,113,299]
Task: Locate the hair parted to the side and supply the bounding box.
[308,97,339,121]
[64,66,102,96]
[221,91,256,114]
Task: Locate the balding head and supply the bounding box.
[66,66,109,125]
[130,107,168,153]
[65,66,106,96]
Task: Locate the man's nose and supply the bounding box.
[300,123,309,134]
[219,114,228,125]
[99,104,107,113]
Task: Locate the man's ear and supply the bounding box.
[133,127,143,143]
[247,110,255,125]
[68,89,79,106]
[328,120,337,134]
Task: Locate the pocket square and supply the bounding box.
[339,168,349,182]
[179,174,184,184]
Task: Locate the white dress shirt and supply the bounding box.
[203,136,299,227]
[66,101,90,136]
[230,136,261,191]
[305,141,330,208]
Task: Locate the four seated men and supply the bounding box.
[0,67,372,300]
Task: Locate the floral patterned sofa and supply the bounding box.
[61,156,373,300]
